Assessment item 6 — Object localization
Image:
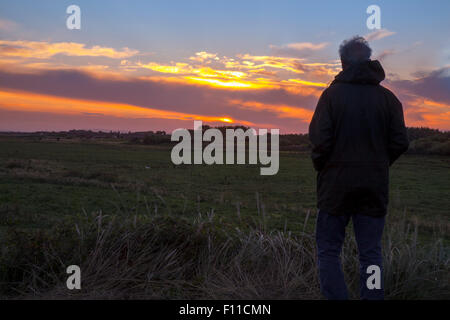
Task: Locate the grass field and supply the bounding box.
[0,136,448,299]
[0,136,448,236]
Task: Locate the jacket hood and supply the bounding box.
[332,60,385,85]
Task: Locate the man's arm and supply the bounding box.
[309,89,334,171]
[388,94,409,166]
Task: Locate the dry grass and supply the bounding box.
[0,208,448,300]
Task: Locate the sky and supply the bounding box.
[0,0,449,133]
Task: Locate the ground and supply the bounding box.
[0,136,448,299]
[0,136,448,242]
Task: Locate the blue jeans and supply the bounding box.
[315,210,385,300]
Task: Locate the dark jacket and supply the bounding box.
[308,60,409,216]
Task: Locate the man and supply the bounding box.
[309,36,409,300]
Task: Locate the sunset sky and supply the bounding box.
[0,0,449,133]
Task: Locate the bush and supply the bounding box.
[408,136,450,155]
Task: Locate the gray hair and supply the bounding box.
[339,36,372,66]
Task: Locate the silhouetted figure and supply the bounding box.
[309,36,409,300]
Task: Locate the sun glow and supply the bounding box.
[220,117,233,123]
[185,77,271,89]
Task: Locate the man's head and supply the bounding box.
[339,36,372,69]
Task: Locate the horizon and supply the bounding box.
[0,124,447,135]
[0,1,449,133]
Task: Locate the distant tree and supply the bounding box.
[407,127,441,141]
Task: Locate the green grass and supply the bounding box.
[0,136,448,237]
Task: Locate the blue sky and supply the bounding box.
[2,0,449,64]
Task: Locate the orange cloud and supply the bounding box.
[285,79,328,88]
[0,89,253,126]
[229,99,314,122]
[365,28,396,41]
[185,77,259,89]
[233,54,306,74]
[0,39,339,97]
[405,97,450,130]
[0,40,138,59]
[138,62,248,80]
[269,42,329,55]
[283,42,329,51]
[137,62,192,74]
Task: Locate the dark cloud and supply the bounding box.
[0,109,192,133]
[388,67,450,104]
[0,68,319,130]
